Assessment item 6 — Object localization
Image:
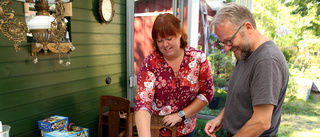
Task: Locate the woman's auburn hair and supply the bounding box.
[151,13,188,51]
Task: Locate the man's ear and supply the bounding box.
[244,22,254,35]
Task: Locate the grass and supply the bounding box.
[278,91,320,137]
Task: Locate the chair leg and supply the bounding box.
[126,112,134,137]
[151,128,160,137]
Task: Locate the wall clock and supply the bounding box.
[99,0,115,24]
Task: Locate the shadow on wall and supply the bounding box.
[134,16,156,76]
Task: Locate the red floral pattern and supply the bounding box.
[134,47,214,136]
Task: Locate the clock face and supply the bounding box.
[100,0,114,23]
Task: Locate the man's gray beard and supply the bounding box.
[236,34,251,61]
[238,43,251,61]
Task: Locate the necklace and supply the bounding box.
[258,36,265,46]
[249,36,265,56]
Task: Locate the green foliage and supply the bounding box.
[298,39,320,50]
[195,119,209,136]
[280,47,297,64]
[214,88,228,108]
[290,66,319,80]
[285,76,299,99]
[282,0,320,37]
[207,48,236,87]
[275,33,300,48]
[252,0,279,39]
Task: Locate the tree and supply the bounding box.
[252,0,301,48]
[282,0,320,37]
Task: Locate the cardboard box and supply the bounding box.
[38,115,68,132]
[44,127,89,137]
[41,127,68,136]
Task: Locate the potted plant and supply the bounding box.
[209,96,220,109]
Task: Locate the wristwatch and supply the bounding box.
[178,110,186,120]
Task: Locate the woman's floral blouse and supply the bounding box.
[134,46,214,136]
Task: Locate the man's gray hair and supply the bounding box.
[212,2,256,30]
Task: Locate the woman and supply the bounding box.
[134,13,214,137]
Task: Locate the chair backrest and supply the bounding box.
[98,95,133,137]
[151,115,177,137]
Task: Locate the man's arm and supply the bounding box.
[234,104,274,137]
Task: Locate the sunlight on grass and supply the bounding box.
[278,92,320,137]
[289,130,320,137]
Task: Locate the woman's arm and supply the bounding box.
[162,98,207,127]
[135,110,152,137]
[183,98,207,118]
[134,56,155,137]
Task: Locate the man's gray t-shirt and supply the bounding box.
[223,40,289,136]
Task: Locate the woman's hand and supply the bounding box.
[162,113,182,127]
[204,118,223,137]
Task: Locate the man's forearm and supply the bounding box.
[234,104,274,137]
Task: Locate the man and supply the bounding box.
[204,2,289,137]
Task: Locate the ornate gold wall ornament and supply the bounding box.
[0,0,29,52]
[0,0,74,66]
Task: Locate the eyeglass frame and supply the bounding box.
[217,23,245,47]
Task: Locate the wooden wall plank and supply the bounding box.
[71,33,126,45]
[0,74,126,110]
[0,63,126,94]
[0,44,126,63]
[71,20,126,33]
[0,54,126,78]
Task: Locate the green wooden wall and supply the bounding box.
[0,0,127,136]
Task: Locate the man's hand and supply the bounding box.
[205,118,223,137]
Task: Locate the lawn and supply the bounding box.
[278,91,320,137]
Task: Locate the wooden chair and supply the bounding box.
[151,115,177,137]
[98,95,134,137]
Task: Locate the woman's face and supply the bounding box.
[156,34,181,59]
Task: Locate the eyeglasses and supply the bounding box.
[217,23,245,51]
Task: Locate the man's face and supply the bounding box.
[215,21,252,61]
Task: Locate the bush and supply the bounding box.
[281,47,297,64]
[207,47,236,88]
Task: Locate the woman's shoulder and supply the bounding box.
[185,46,204,54]
[185,46,206,60]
